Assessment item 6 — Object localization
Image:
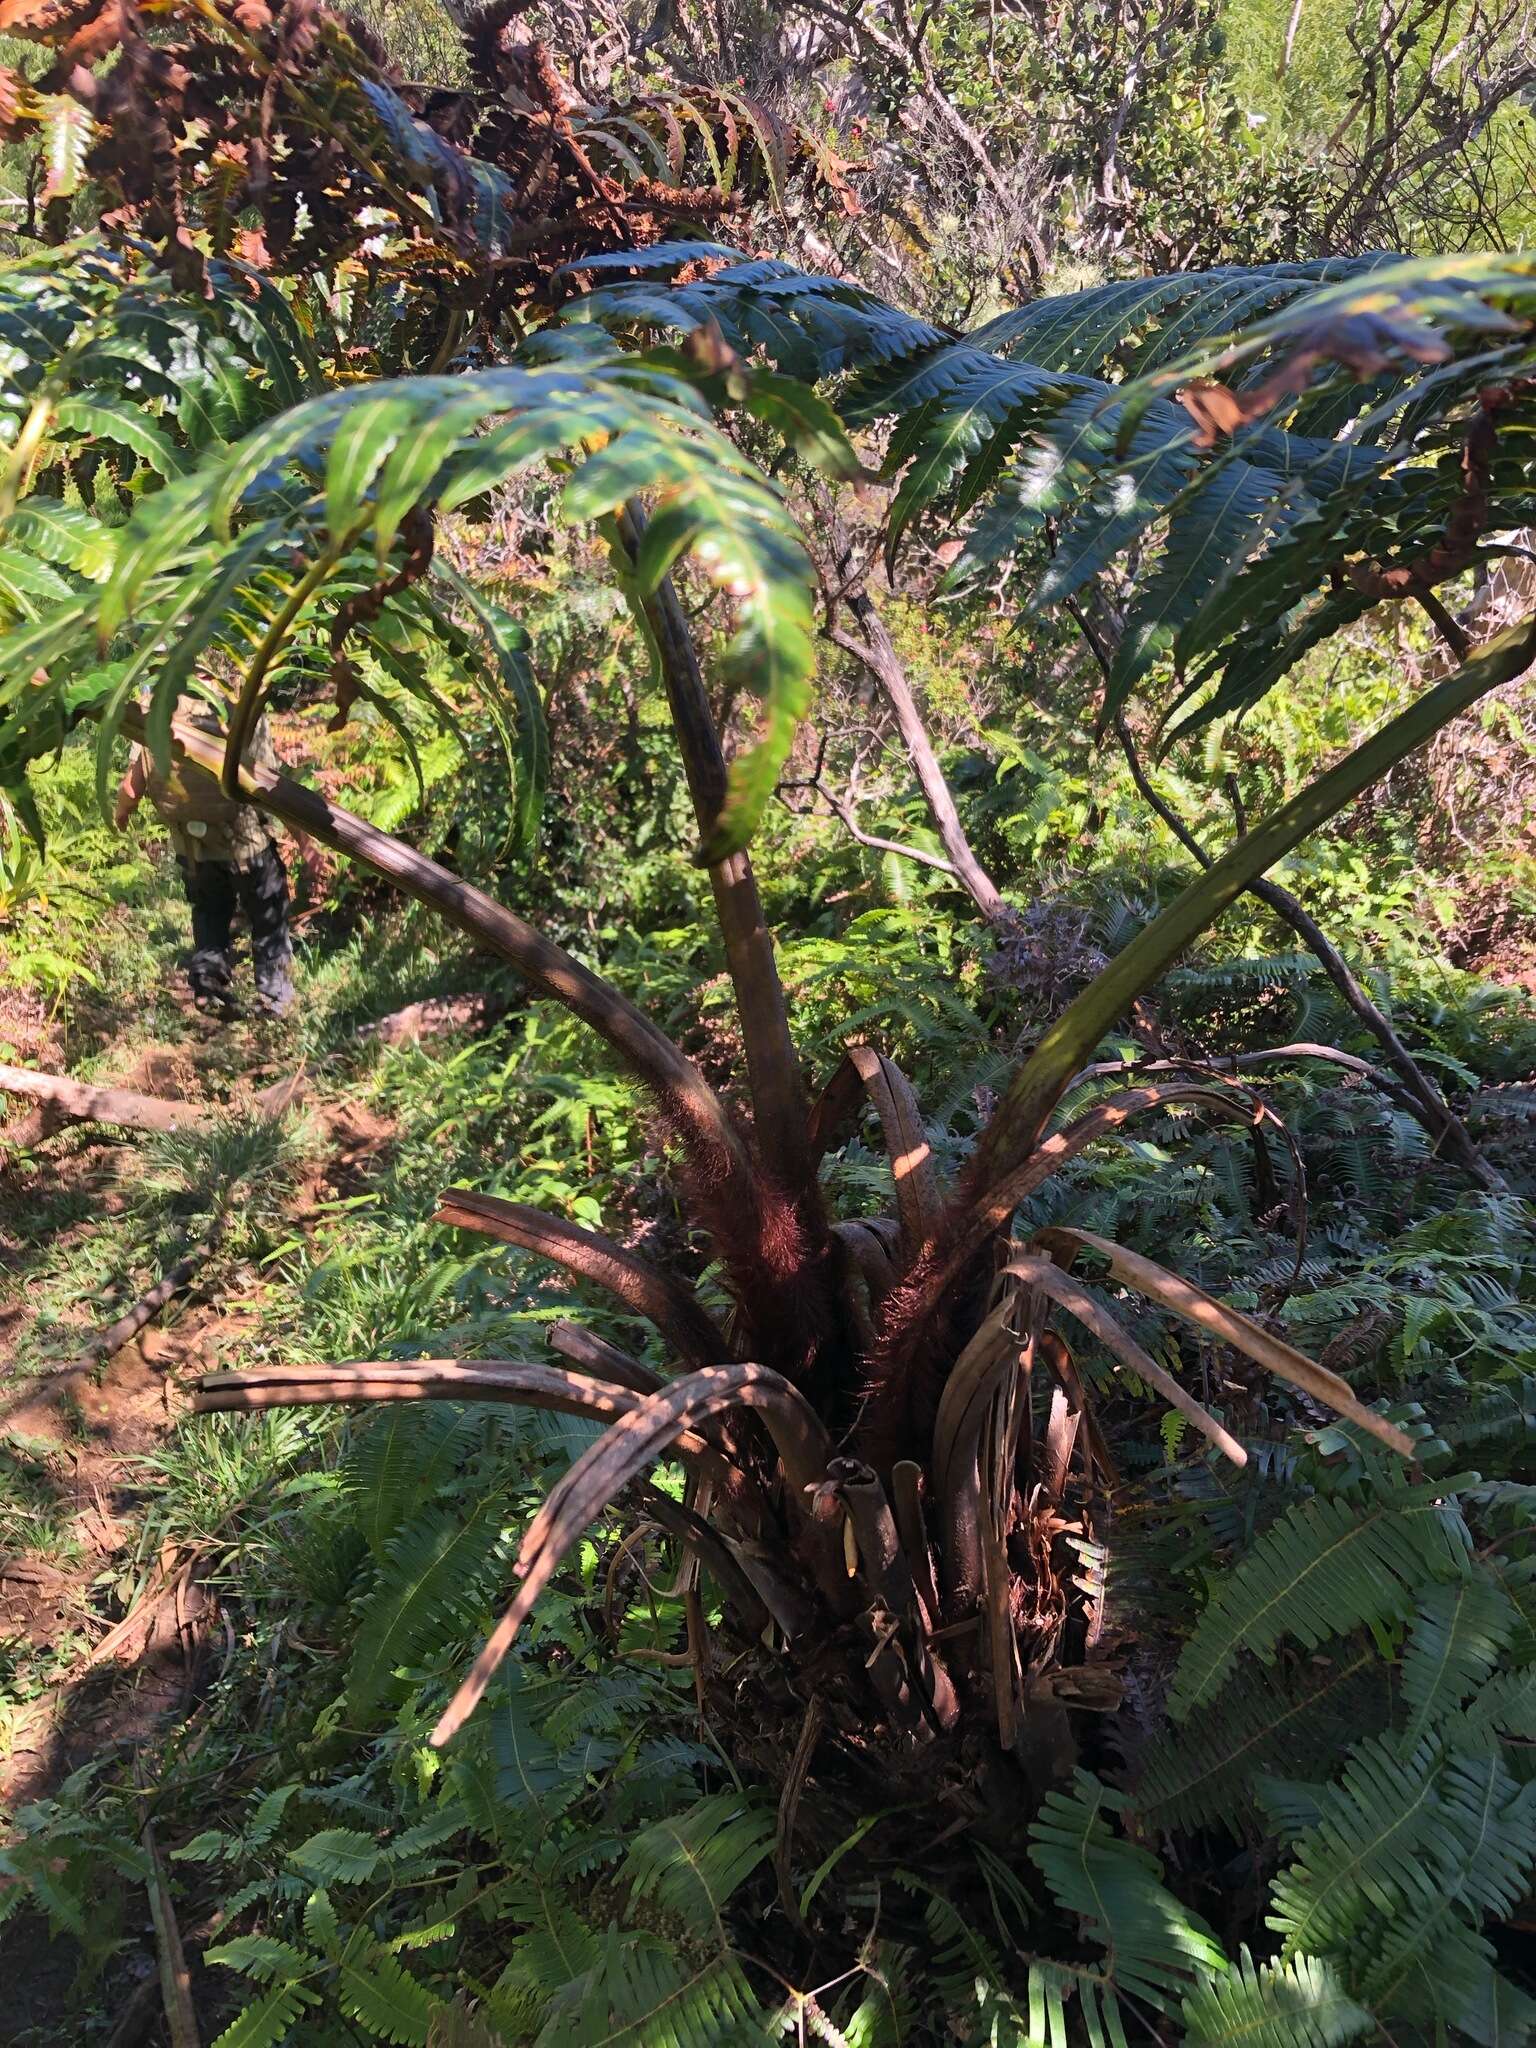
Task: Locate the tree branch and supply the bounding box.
[1107,707,1498,1188]
[821,538,1013,925]
[787,755,960,877]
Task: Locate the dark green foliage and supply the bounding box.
[1168,1467,1472,1715]
[577,245,1536,743]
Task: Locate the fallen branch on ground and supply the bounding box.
[0,1064,213,1138]
[360,993,512,1045]
[54,1238,218,1382]
[0,1063,308,1145]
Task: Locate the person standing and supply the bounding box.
[115,701,309,1018]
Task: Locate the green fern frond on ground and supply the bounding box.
[1028,1772,1226,2009]
[346,1497,510,1720]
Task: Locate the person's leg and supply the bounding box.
[180,856,238,1007]
[236,839,295,1015]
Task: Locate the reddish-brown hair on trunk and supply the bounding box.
[855,1229,987,1473]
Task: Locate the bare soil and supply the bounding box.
[0,1031,398,2042]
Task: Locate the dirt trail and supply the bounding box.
[1,1321,210,1816]
[1,1056,394,1822]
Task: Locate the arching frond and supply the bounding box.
[1181,1949,1372,2048]
[571,248,1536,741]
[1168,1470,1470,1718]
[0,332,821,856]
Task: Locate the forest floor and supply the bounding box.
[0,846,485,2042]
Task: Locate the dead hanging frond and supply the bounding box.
[809,1045,945,1254]
[434,1187,732,1366]
[431,1361,842,1745]
[1031,1229,1416,1458]
[1,0,851,300]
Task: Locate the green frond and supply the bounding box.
[837,1943,918,2048]
[1401,1572,1518,1744]
[1460,1666,1536,1748]
[304,1889,343,1958]
[1105,458,1287,716]
[347,1497,509,1720]
[1169,1471,1471,1719]
[967,261,1384,376]
[568,250,945,384]
[286,1828,385,1886]
[488,1892,605,2033]
[2,501,116,580]
[468,1661,574,1827]
[336,1948,440,2045]
[573,248,1536,736]
[1134,1646,1385,1835]
[428,2001,508,2048]
[623,1793,773,1930]
[341,1405,486,1560]
[208,1984,321,2048]
[1181,1949,1372,2048]
[539,1929,771,2048]
[1368,1918,1536,2048]
[205,1933,315,1984]
[1028,1772,1226,2010]
[1266,1736,1536,2020]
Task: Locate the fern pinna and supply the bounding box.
[1,0,1534,2040]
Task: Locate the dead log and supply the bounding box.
[359,993,511,1046]
[2,1063,308,1144]
[0,1064,212,1139]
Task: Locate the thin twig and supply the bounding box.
[134,1761,201,2048]
[1069,606,1497,1188]
[775,1695,826,1939]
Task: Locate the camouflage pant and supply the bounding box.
[177,841,294,1014]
